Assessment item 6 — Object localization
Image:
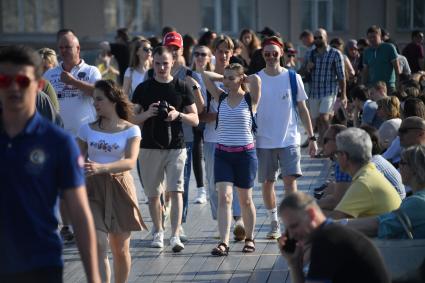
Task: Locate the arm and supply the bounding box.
[77,138,88,158]
[297,100,318,157]
[245,74,261,110]
[345,216,379,237]
[199,109,218,123]
[131,102,159,125]
[200,70,224,101]
[122,74,132,98]
[318,182,350,210]
[336,53,347,107]
[85,136,141,175]
[63,186,100,283]
[392,58,400,87]
[61,71,96,96]
[165,103,199,127]
[325,209,353,219]
[277,236,305,283]
[186,76,205,113]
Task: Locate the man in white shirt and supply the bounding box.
[44,32,101,136]
[256,36,317,239]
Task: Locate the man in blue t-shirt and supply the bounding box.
[0,46,100,283]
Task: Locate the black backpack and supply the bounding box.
[215,92,257,134]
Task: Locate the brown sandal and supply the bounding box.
[242,238,255,253]
[211,242,229,256]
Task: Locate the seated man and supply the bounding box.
[317,124,351,210]
[330,128,401,219]
[347,145,425,239]
[278,192,390,283]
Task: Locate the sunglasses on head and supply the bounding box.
[0,74,32,89]
[194,52,208,57]
[142,47,153,53]
[264,51,279,58]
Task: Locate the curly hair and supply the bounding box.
[94,80,134,122]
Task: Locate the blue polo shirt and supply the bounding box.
[0,112,85,274]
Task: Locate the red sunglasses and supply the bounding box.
[0,74,31,89]
[264,51,279,58]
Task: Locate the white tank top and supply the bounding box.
[216,95,254,146]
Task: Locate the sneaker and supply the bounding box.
[179,225,188,243]
[266,220,281,239]
[194,187,207,204]
[170,236,184,252]
[60,226,75,244]
[151,231,164,248]
[233,220,246,242]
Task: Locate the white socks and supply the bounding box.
[268,207,278,222]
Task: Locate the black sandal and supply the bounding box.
[242,238,255,253]
[211,242,229,256]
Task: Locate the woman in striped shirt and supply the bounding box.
[201,63,261,256]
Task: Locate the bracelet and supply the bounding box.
[309,136,317,142]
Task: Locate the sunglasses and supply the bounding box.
[264,51,279,58]
[0,74,32,89]
[398,127,424,135]
[194,52,208,57]
[314,36,323,40]
[142,47,153,53]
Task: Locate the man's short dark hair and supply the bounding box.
[412,30,423,39]
[350,85,369,102]
[0,45,43,79]
[367,25,381,35]
[116,28,130,43]
[56,28,75,41]
[152,46,172,57]
[299,29,313,39]
[162,26,176,38]
[278,192,316,215]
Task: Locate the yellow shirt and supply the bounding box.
[335,162,401,218]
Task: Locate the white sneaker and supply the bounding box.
[151,231,164,248]
[170,236,185,252]
[179,225,188,242]
[194,187,207,204]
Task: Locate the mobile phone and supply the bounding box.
[280,231,297,254]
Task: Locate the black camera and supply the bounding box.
[157,100,170,120]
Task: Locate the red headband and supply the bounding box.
[262,38,283,48]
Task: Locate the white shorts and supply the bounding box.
[308,95,337,119]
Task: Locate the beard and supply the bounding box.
[315,41,324,48]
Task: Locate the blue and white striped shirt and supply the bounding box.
[307,46,345,99]
[217,95,254,146]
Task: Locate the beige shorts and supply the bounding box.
[139,148,187,197]
[308,95,337,119]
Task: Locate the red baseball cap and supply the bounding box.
[163,32,183,48]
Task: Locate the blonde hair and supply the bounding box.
[38,48,58,67]
[129,39,151,69]
[377,96,400,119]
[373,81,387,94]
[213,35,234,52]
[191,45,214,71]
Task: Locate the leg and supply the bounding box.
[109,232,131,283]
[318,113,331,146]
[261,180,277,210]
[237,188,256,240]
[282,175,297,195]
[148,196,162,233]
[182,143,193,223]
[169,191,183,237]
[217,182,233,245]
[192,128,204,188]
[204,142,218,219]
[96,230,111,283]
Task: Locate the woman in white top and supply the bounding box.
[377,96,402,149]
[123,39,152,99]
[78,80,146,283]
[201,63,261,256]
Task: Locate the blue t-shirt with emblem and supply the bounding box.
[0,112,85,273]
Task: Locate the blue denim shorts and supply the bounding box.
[214,148,258,189]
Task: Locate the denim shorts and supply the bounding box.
[214,148,258,189]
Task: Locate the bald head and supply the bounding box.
[399,116,425,147]
[58,33,80,65]
[313,28,328,48]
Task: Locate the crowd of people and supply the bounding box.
[1,23,425,283]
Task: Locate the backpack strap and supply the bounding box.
[185,69,193,77]
[244,93,257,134]
[206,91,212,113]
[288,69,299,120]
[215,93,228,130]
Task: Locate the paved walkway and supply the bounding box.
[63,148,332,283]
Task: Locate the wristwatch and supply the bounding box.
[309,136,317,142]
